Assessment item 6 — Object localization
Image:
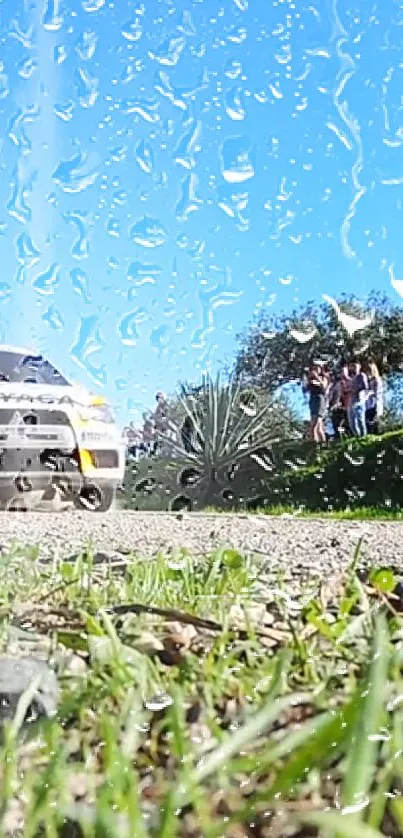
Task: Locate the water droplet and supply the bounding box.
[123,97,159,124]
[344,453,365,467]
[32,264,60,296]
[63,211,92,258]
[150,325,170,353]
[70,315,106,388]
[225,87,246,121]
[43,305,64,330]
[224,59,243,80]
[149,36,186,67]
[135,139,154,174]
[122,17,142,42]
[221,136,255,183]
[0,284,11,303]
[70,268,91,303]
[0,67,9,99]
[54,101,75,122]
[144,691,173,712]
[109,145,127,163]
[176,235,205,258]
[120,62,138,85]
[178,10,196,36]
[15,232,40,267]
[42,0,63,31]
[387,694,403,711]
[217,187,249,228]
[341,796,369,816]
[75,30,98,60]
[113,189,128,205]
[14,265,28,285]
[7,162,33,224]
[53,150,100,193]
[389,264,403,298]
[54,44,68,65]
[322,295,373,337]
[106,218,121,238]
[130,216,167,248]
[75,67,99,108]
[9,105,40,151]
[18,58,37,80]
[82,0,105,11]
[9,19,34,50]
[175,173,203,221]
[127,261,161,286]
[174,119,202,169]
[118,309,147,346]
[289,327,317,344]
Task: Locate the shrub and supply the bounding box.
[249,429,403,512]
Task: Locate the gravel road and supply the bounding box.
[0,510,402,579]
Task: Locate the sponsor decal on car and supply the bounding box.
[0,413,76,449]
[79,432,119,448]
[0,392,89,407]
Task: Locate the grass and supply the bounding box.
[0,539,403,836]
[204,504,403,521]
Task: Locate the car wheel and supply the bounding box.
[73,483,116,513]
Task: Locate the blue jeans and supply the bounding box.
[349,401,367,437]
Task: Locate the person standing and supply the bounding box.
[181,414,195,453]
[349,361,369,437]
[305,363,329,443]
[328,371,348,441]
[339,365,353,437]
[365,361,383,434]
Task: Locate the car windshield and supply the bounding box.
[0,352,69,386]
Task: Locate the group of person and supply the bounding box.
[302,359,384,444]
[123,391,177,460]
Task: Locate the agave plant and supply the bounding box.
[154,374,284,505]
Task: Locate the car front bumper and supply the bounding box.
[0,405,126,503]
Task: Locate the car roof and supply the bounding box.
[0,345,39,356]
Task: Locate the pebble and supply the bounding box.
[0,656,59,727]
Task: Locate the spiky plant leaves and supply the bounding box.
[154,374,283,503]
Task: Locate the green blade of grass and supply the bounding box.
[390,798,403,831]
[192,690,312,786]
[366,707,403,829]
[254,690,360,802]
[300,811,385,838]
[341,612,390,810]
[228,708,351,776]
[203,691,369,838]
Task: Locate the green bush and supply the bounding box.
[249,429,403,512]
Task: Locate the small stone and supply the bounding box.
[57,653,88,678]
[0,656,59,727]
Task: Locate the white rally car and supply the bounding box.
[0,346,126,511]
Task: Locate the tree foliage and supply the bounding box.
[233,291,403,391]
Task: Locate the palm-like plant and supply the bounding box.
[155,374,287,505]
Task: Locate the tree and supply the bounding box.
[233,291,403,391]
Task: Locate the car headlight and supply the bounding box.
[78,401,115,424]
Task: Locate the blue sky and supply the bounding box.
[0,0,402,427]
